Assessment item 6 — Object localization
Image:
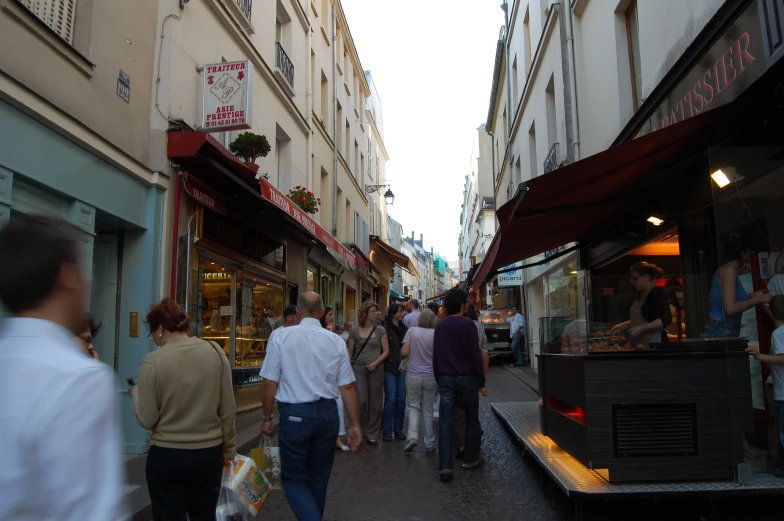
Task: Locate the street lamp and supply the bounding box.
[366,184,395,206]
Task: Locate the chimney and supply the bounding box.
[420,234,423,245]
[411,231,415,242]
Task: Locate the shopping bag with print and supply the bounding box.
[215,465,251,521]
[223,455,271,518]
[261,436,283,489]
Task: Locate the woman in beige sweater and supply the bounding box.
[131,298,236,521]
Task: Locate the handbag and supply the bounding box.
[351,324,377,367]
[251,437,282,490]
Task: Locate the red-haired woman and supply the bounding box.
[130,298,236,521]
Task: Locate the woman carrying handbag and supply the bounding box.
[130,299,236,521]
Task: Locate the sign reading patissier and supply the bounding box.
[202,60,253,132]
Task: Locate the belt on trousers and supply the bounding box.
[277,397,334,409]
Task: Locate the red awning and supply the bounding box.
[426,289,450,303]
[469,95,761,287]
[168,131,356,269]
[371,237,419,277]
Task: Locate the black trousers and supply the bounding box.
[146,444,223,521]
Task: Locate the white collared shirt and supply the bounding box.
[260,318,355,404]
[508,312,525,333]
[403,309,421,328]
[0,318,127,521]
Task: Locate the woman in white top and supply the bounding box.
[400,309,439,453]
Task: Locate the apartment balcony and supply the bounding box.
[543,142,559,174]
[275,42,295,97]
[235,0,252,20]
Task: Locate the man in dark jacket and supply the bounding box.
[432,289,485,482]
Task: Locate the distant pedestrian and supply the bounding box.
[76,313,103,360]
[433,289,485,482]
[131,298,236,521]
[340,321,352,342]
[508,306,526,366]
[0,214,127,521]
[347,301,389,444]
[383,303,409,442]
[260,292,361,520]
[427,301,441,316]
[320,305,335,331]
[281,304,301,328]
[401,309,439,453]
[321,305,351,452]
[403,298,421,328]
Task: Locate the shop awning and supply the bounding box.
[370,237,419,277]
[168,131,356,269]
[468,95,763,287]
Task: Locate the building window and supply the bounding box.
[523,6,532,73]
[528,121,538,178]
[320,70,329,125]
[20,0,77,44]
[625,0,642,110]
[512,55,519,109]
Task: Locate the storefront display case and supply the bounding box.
[480,309,513,357]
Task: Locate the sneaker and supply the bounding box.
[439,469,453,482]
[382,433,394,442]
[395,432,406,440]
[404,439,418,453]
[366,439,378,446]
[462,456,485,470]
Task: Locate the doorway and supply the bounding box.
[91,230,122,371]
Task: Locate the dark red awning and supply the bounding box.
[468,95,762,287]
[371,237,419,277]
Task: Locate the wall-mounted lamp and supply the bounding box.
[647,216,664,226]
[366,184,395,206]
[710,167,743,188]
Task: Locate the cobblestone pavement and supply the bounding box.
[258,367,568,521]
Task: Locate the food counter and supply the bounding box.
[480,309,513,358]
[538,339,752,483]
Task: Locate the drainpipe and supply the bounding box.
[501,2,514,168]
[486,130,498,230]
[169,170,182,299]
[562,0,581,161]
[551,0,574,163]
[331,4,339,237]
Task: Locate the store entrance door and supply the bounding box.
[92,230,122,370]
[346,286,356,325]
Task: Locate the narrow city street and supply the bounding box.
[259,366,566,521]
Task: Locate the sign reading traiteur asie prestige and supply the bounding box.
[201,60,253,132]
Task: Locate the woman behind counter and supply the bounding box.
[611,262,672,349]
[704,236,772,338]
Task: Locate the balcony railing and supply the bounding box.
[236,0,252,20]
[276,42,294,90]
[543,142,559,174]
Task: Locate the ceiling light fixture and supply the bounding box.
[710,169,731,188]
[647,216,664,226]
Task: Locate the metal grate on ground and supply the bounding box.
[491,401,784,499]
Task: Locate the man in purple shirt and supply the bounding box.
[432,289,485,482]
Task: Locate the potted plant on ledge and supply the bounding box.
[288,186,321,214]
[229,132,271,173]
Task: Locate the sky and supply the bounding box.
[341,0,503,262]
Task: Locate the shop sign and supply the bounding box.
[259,178,356,269]
[498,262,523,287]
[201,60,253,132]
[183,174,226,215]
[458,258,470,282]
[638,1,768,137]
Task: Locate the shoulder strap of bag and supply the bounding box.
[208,341,225,381]
[351,324,377,367]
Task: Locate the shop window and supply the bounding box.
[196,258,233,356]
[307,268,317,292]
[235,272,283,368]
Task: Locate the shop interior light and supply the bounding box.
[710,168,732,188]
[647,216,664,226]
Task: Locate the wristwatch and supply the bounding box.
[262,415,274,423]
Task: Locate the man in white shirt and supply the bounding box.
[260,292,360,520]
[0,214,127,521]
[508,306,526,366]
[403,299,422,328]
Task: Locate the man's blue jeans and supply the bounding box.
[278,399,339,520]
[383,372,406,435]
[438,375,482,472]
[511,330,525,365]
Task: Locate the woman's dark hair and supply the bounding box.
[386,303,401,325]
[427,302,441,315]
[82,313,103,338]
[719,234,748,263]
[444,289,468,315]
[630,262,664,280]
[146,298,190,333]
[320,305,333,329]
[465,302,479,321]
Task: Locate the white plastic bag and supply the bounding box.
[215,465,250,521]
[216,455,270,520]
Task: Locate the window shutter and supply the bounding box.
[21,0,77,44]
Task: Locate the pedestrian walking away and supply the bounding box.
[347,301,389,444]
[382,303,408,441]
[0,215,128,521]
[433,289,485,482]
[320,305,351,452]
[131,298,237,521]
[401,309,439,454]
[260,292,361,521]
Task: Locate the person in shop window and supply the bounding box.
[76,313,102,360]
[747,295,784,473]
[610,262,672,349]
[507,306,526,366]
[704,236,772,338]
